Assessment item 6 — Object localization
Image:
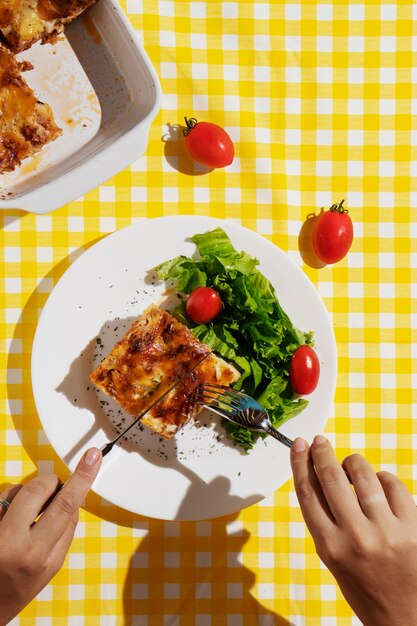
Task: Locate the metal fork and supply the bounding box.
[196,382,294,449]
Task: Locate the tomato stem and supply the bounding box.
[183,117,198,136]
[329,199,348,214]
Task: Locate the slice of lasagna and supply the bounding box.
[90,305,240,440]
[0,43,61,173]
[0,0,98,53]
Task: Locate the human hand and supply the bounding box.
[290,435,417,626]
[0,447,102,625]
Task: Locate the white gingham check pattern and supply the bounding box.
[1,1,416,624]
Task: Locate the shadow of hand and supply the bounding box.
[123,482,290,626]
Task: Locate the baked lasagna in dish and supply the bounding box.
[0,0,98,52]
[90,305,240,440]
[0,42,61,173]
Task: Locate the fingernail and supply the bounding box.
[84,447,101,466]
[313,435,327,445]
[292,438,307,453]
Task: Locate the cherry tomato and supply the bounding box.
[312,199,353,264]
[183,117,234,168]
[185,286,222,324]
[289,345,320,395]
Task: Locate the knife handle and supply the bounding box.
[36,480,65,518]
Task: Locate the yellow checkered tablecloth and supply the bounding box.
[1,1,416,624]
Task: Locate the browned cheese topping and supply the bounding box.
[0,43,61,173]
[0,0,98,52]
[90,305,240,439]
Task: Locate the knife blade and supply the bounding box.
[99,350,212,457]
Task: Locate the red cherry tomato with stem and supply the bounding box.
[312,199,353,264]
[183,117,234,168]
[289,345,320,395]
[185,286,222,324]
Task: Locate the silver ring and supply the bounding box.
[0,499,10,511]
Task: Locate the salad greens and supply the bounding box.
[156,227,312,452]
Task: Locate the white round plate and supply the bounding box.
[32,216,337,520]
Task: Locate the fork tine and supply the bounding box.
[196,402,233,421]
[199,383,247,406]
[199,388,236,399]
[197,390,242,409]
[197,394,240,412]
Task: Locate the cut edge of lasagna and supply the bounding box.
[140,351,240,439]
[0,0,99,53]
[90,305,240,440]
[0,43,61,173]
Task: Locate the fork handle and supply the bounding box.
[264,424,294,448]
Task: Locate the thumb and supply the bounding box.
[66,446,103,499]
[31,447,102,550]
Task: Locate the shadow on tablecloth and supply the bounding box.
[122,480,291,626]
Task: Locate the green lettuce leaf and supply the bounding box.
[156,227,313,451]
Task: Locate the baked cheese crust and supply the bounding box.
[0,43,61,173]
[90,305,240,440]
[0,0,98,52]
